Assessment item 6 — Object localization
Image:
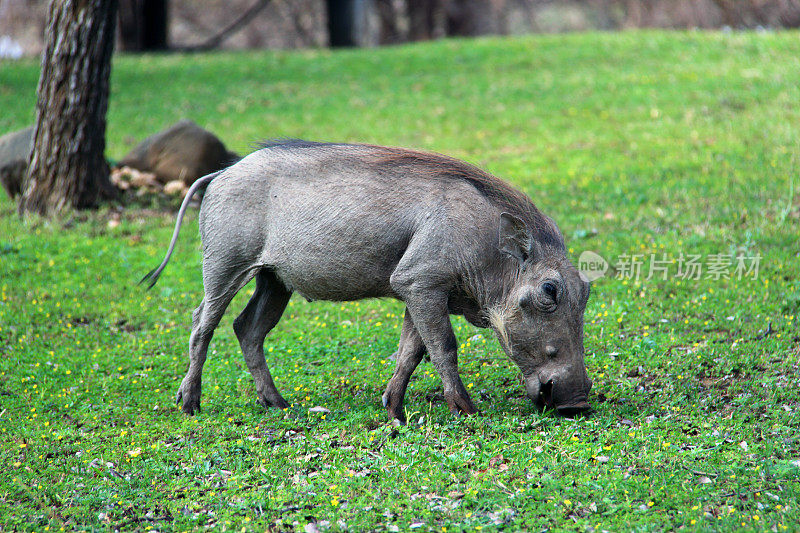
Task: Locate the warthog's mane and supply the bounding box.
[259,139,350,151]
[259,139,565,251]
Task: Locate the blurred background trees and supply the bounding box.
[2,0,799,56]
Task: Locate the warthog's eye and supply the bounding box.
[542,281,558,302]
[536,279,561,312]
[519,279,561,313]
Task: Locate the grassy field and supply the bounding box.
[1,31,799,531]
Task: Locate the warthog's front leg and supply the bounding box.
[382,308,427,424]
[390,271,476,417]
[233,269,292,409]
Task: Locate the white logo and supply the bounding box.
[578,251,608,282]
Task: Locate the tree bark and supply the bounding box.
[20,0,119,217]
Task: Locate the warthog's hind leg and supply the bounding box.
[233,269,292,409]
[382,308,426,424]
[177,268,253,415]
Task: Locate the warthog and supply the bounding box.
[143,140,593,422]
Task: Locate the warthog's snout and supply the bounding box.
[555,401,591,417]
[526,374,592,418]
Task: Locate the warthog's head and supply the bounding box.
[490,213,593,417]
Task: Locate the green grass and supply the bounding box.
[1,31,799,531]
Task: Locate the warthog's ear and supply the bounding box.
[499,212,535,264]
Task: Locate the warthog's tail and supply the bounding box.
[139,170,222,289]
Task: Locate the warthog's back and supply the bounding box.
[199,141,563,302]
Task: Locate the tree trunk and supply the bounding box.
[20,0,119,217]
[327,0,380,47]
[119,0,169,51]
[445,0,501,36]
[408,0,446,40]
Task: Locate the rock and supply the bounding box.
[118,119,239,186]
[111,166,159,191]
[111,166,161,191]
[0,126,33,199]
[109,169,130,190]
[163,180,188,197]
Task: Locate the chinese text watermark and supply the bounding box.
[578,251,761,282]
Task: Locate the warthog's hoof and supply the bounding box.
[382,389,407,425]
[175,380,201,415]
[255,390,290,410]
[445,391,477,417]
